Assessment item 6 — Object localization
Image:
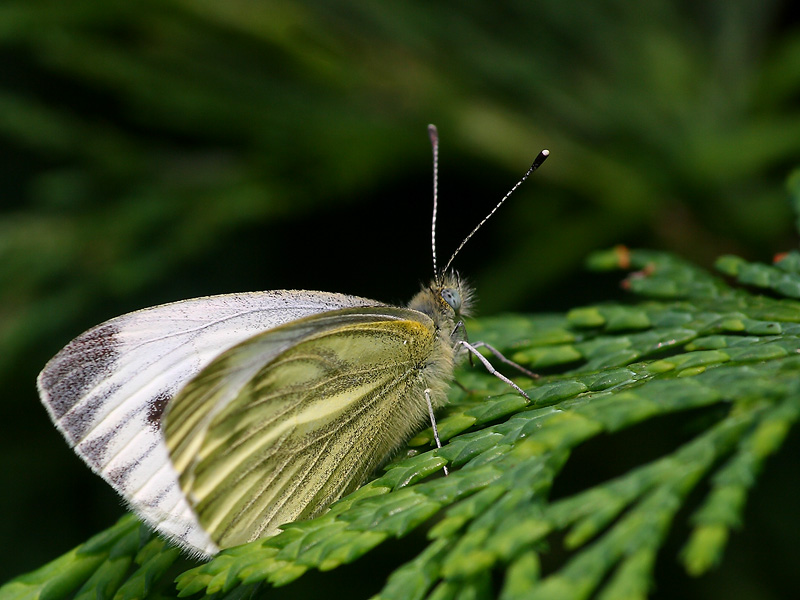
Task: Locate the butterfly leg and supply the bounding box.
[424,388,449,476]
[457,341,531,400]
[450,321,475,368]
[469,341,539,379]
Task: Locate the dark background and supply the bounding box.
[2,1,799,598]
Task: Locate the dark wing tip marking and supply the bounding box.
[39,322,123,421]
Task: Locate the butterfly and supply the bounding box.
[37,126,549,558]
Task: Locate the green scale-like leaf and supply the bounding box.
[5,247,800,600]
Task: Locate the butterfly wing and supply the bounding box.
[163,306,453,551]
[37,290,379,556]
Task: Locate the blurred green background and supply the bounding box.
[2,1,800,597]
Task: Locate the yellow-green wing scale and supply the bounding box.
[163,306,452,549]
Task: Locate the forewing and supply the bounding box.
[37,290,379,556]
[163,306,439,549]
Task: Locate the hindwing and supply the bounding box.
[163,306,442,549]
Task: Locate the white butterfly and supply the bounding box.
[37,127,548,558]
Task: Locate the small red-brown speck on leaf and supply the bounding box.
[614,244,631,269]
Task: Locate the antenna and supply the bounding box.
[428,124,440,279]
[441,148,549,275]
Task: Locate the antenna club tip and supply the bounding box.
[530,148,549,171]
[427,124,439,143]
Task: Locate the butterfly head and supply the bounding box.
[408,272,473,333]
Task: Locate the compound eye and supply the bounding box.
[441,288,461,312]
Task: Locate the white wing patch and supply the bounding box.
[37,290,380,557]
